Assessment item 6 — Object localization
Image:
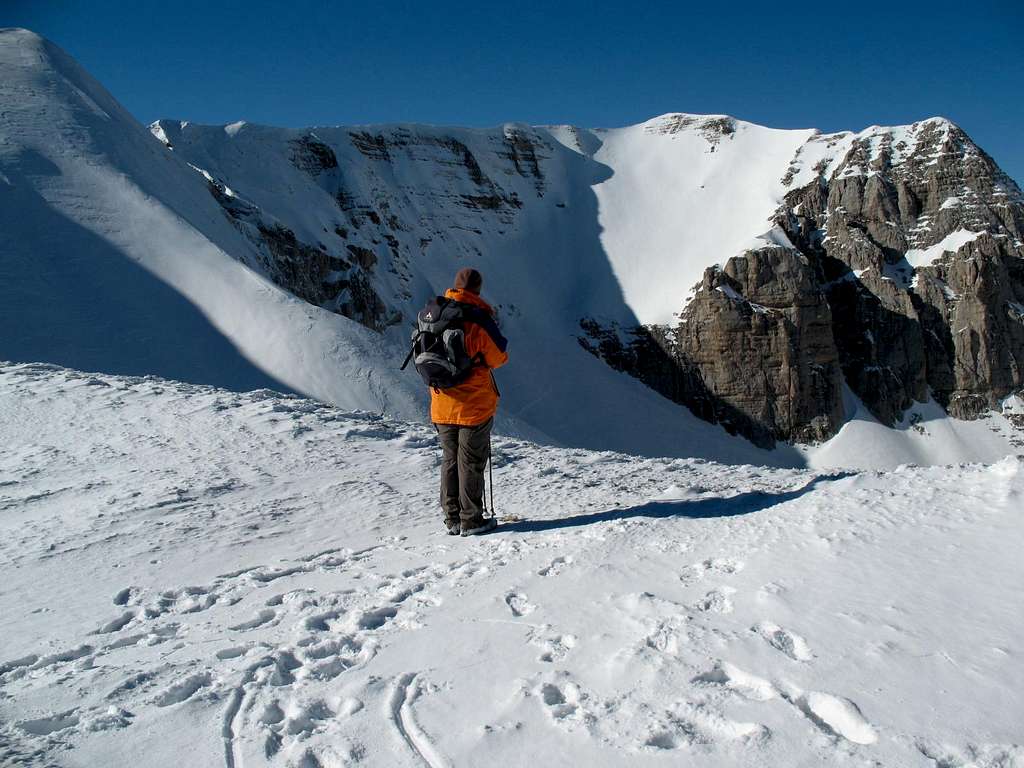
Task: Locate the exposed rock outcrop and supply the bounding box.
[195,168,398,331]
[786,119,1024,426]
[581,118,1024,444]
[678,248,844,444]
[581,247,844,447]
[289,133,338,174]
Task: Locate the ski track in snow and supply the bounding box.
[391,673,448,768]
[1,362,1023,767]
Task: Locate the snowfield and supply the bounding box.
[1,362,1022,767]
[2,27,1024,766]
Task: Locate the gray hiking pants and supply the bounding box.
[435,417,492,525]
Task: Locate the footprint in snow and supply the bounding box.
[643,703,767,750]
[537,676,593,731]
[693,661,778,702]
[264,587,317,607]
[17,710,80,735]
[695,662,876,746]
[139,585,219,618]
[282,699,335,736]
[351,605,398,630]
[303,609,340,632]
[102,622,178,651]
[266,651,303,687]
[215,645,250,660]
[679,558,744,585]
[537,555,574,577]
[505,591,536,617]
[644,617,687,655]
[92,610,136,634]
[81,706,134,732]
[0,653,40,678]
[153,671,212,707]
[789,689,876,745]
[381,582,425,604]
[30,644,94,670]
[692,587,735,614]
[530,627,577,663]
[258,700,285,726]
[298,634,372,680]
[257,698,336,758]
[754,621,813,661]
[229,608,277,631]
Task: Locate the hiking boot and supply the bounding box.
[460,517,497,537]
[445,519,461,536]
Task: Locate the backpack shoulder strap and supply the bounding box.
[460,305,508,353]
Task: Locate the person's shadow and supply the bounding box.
[500,472,854,533]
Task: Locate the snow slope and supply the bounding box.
[1,28,1019,469]
[805,387,1022,471]
[1,361,1022,767]
[0,28,425,419]
[145,110,1024,469]
[0,27,805,466]
[582,116,815,325]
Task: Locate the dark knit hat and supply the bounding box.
[453,267,483,294]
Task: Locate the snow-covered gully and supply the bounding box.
[1,362,1022,767]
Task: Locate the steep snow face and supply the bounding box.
[2,362,1022,767]
[585,114,817,325]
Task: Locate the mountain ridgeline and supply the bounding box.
[152,115,1024,448]
[3,28,1022,458]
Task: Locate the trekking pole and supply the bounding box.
[488,434,495,519]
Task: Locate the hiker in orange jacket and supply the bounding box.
[433,268,508,536]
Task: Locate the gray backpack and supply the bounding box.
[401,296,481,389]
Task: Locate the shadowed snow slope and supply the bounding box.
[0,28,1020,468]
[0,28,423,419]
[1,362,1022,767]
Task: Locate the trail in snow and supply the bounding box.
[1,361,1022,767]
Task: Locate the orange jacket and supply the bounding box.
[430,288,509,426]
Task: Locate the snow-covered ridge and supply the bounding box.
[150,108,984,330]
[1,361,1022,766]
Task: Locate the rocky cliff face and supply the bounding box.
[150,121,552,333]
[580,119,1024,444]
[153,114,1024,448]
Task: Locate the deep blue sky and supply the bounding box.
[6,0,1023,184]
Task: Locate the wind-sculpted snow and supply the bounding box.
[1,361,1022,766]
